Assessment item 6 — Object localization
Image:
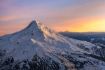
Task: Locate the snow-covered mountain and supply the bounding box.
[0,20,105,70]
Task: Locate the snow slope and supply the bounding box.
[0,20,105,70]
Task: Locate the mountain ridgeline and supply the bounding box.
[0,20,105,70]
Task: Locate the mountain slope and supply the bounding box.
[0,20,105,70]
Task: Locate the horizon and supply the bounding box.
[0,0,105,36]
[0,20,105,37]
[0,19,105,36]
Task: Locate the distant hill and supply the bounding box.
[60,32,105,47]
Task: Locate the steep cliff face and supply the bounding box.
[0,20,105,70]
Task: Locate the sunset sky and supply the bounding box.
[0,0,105,36]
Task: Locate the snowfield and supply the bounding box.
[0,20,105,70]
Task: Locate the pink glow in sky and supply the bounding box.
[0,0,105,36]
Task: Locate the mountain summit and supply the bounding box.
[23,20,45,41]
[19,20,56,41]
[0,20,105,70]
[25,20,40,31]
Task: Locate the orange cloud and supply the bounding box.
[49,16,105,32]
[0,16,105,36]
[0,20,30,36]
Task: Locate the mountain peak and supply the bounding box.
[30,20,37,25]
[20,20,45,41]
[26,20,39,29]
[11,20,55,41]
